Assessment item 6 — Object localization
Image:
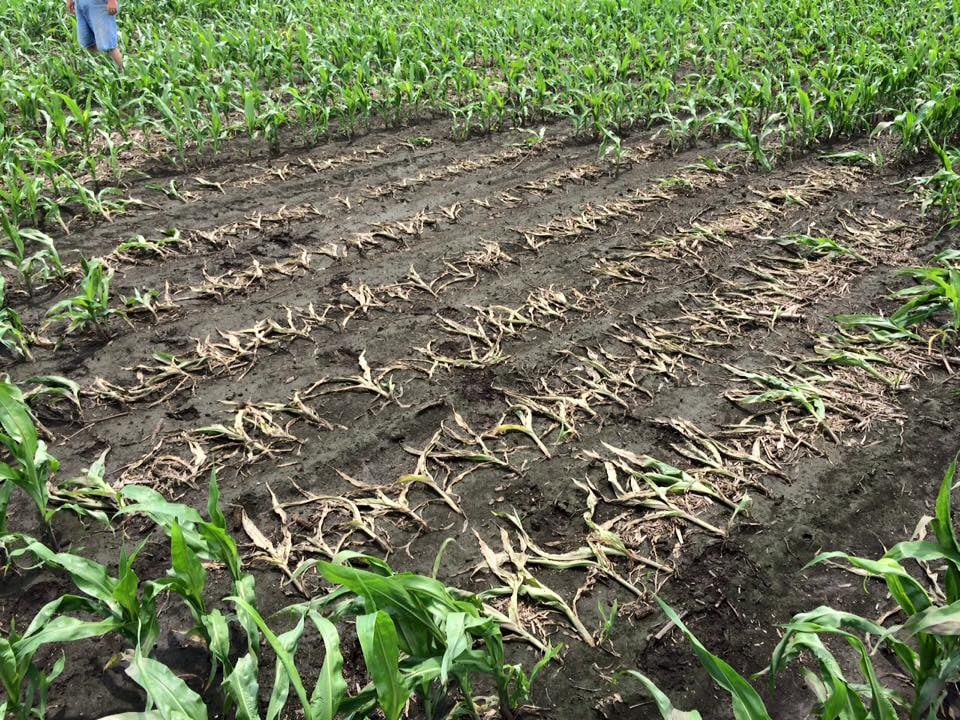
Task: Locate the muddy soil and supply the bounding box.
[1,119,958,719]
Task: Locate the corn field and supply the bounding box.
[1,0,960,718]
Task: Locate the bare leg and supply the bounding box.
[108,47,123,72]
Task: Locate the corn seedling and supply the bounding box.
[0,593,120,720]
[0,215,63,296]
[771,233,866,262]
[121,285,176,321]
[723,364,840,442]
[286,552,561,720]
[914,137,960,225]
[834,252,960,345]
[0,276,30,358]
[112,229,187,262]
[44,258,120,336]
[0,380,58,531]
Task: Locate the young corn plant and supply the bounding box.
[0,276,31,358]
[838,251,960,344]
[0,214,64,296]
[716,111,778,171]
[284,552,560,720]
[629,459,960,720]
[9,537,163,655]
[44,258,121,336]
[913,137,960,226]
[0,593,122,720]
[0,379,58,533]
[114,473,554,720]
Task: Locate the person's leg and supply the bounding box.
[108,47,123,72]
[89,0,122,71]
[75,1,96,53]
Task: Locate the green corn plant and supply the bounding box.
[840,252,960,342]
[913,136,960,225]
[0,379,58,532]
[22,375,82,415]
[889,255,960,336]
[599,129,626,176]
[0,214,63,296]
[716,110,777,171]
[119,471,243,585]
[9,536,163,655]
[120,471,255,720]
[261,552,562,720]
[45,451,118,527]
[54,92,99,187]
[119,471,262,659]
[44,258,120,335]
[0,276,30,358]
[0,593,123,720]
[122,288,167,321]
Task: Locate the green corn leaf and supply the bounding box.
[228,596,313,720]
[13,539,118,610]
[884,540,960,570]
[768,626,869,718]
[625,670,704,719]
[120,485,205,527]
[806,552,931,615]
[308,612,348,720]
[224,652,261,720]
[27,617,135,664]
[440,612,470,686]
[25,375,82,410]
[125,651,207,720]
[896,599,960,637]
[265,615,306,720]
[0,481,11,534]
[317,561,437,656]
[356,611,409,720]
[931,460,960,602]
[170,520,207,613]
[202,609,231,663]
[654,597,771,720]
[207,468,227,530]
[0,636,20,703]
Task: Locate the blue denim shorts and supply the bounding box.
[76,0,118,52]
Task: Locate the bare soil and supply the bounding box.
[2,120,958,719]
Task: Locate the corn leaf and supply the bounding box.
[654,597,772,720]
[625,670,704,719]
[308,611,349,720]
[356,611,409,720]
[125,651,207,720]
